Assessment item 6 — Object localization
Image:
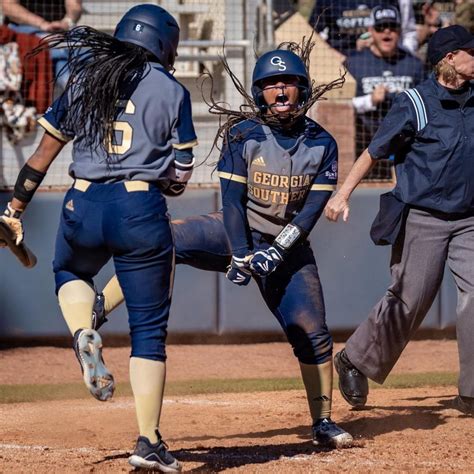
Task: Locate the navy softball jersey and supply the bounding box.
[38,62,197,182]
[217,117,337,255]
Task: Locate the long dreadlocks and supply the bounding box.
[30,26,154,155]
[201,33,346,155]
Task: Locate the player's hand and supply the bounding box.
[226,255,252,286]
[324,194,350,222]
[0,203,24,245]
[249,246,283,276]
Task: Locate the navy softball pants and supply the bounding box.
[54,181,174,362]
[173,212,332,364]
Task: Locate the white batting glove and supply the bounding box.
[0,202,24,245]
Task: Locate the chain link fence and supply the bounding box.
[0,0,467,189]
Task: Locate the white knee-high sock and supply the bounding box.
[299,360,333,422]
[130,357,166,444]
[58,280,96,336]
[102,275,125,315]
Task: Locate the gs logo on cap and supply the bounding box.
[134,23,144,32]
[270,56,286,71]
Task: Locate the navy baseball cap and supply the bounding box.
[370,6,401,27]
[427,25,474,65]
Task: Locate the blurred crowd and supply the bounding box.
[0,0,472,174]
[291,0,473,180]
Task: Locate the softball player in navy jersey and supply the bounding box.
[95,45,353,448]
[0,5,195,471]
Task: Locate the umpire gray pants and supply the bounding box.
[346,207,474,397]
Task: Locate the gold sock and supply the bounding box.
[102,275,125,315]
[130,357,166,443]
[299,360,333,422]
[58,280,96,336]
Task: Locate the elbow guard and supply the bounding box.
[168,158,195,183]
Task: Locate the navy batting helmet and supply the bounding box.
[251,49,310,111]
[114,4,180,70]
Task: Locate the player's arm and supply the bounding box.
[218,133,253,286]
[166,87,198,196]
[0,94,71,266]
[325,93,417,222]
[0,131,65,267]
[9,89,72,215]
[249,139,337,277]
[10,132,65,212]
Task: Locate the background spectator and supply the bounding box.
[455,0,474,34]
[2,0,83,90]
[344,5,425,179]
[310,0,418,56]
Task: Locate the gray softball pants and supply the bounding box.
[346,207,474,397]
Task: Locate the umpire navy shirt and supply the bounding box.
[368,75,474,214]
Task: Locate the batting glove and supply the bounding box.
[249,246,283,276]
[226,255,252,286]
[0,202,24,245]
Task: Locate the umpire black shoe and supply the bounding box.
[453,395,474,416]
[128,430,181,472]
[334,349,369,408]
[73,328,114,401]
[312,418,353,448]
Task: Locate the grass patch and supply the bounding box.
[0,372,458,404]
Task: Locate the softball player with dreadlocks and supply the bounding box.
[94,43,353,449]
[0,5,196,471]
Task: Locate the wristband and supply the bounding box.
[13,164,46,203]
[274,223,306,253]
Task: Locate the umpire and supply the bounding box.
[324,25,474,414]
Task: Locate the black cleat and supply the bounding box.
[128,430,181,472]
[334,349,369,408]
[312,418,353,448]
[91,292,108,331]
[73,328,114,401]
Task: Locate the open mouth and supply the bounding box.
[381,34,395,44]
[271,93,293,110]
[276,93,289,104]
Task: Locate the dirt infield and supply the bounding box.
[1,340,472,472]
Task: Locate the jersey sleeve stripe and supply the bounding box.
[37,117,71,142]
[311,184,336,191]
[217,171,247,184]
[411,88,428,127]
[403,89,427,131]
[172,140,198,150]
